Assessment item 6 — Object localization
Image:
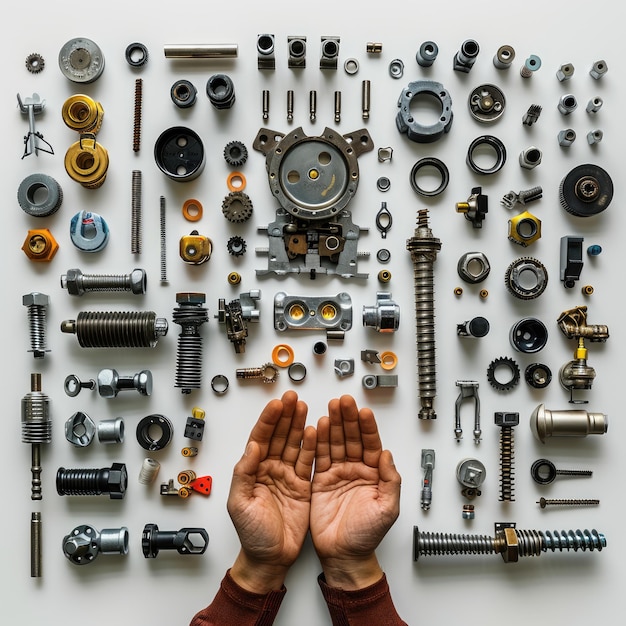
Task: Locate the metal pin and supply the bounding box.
[262,89,270,120]
[31,512,42,577]
[334,90,341,123]
[309,90,317,122]
[362,80,371,120]
[286,90,294,122]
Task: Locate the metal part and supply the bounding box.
[462,505,475,520]
[377,177,391,192]
[211,374,230,394]
[378,147,393,162]
[413,523,606,562]
[69,210,109,252]
[560,236,584,288]
[142,524,208,558]
[558,94,578,115]
[456,458,486,498]
[206,74,235,108]
[133,79,142,152]
[287,90,294,122]
[504,257,548,300]
[495,412,518,502]
[138,458,160,485]
[538,497,599,509]
[159,196,167,283]
[587,130,603,145]
[457,252,490,284]
[227,236,247,257]
[396,81,453,143]
[377,249,391,263]
[288,36,307,68]
[31,512,42,577]
[61,94,104,133]
[18,93,54,158]
[65,412,96,447]
[522,104,542,126]
[530,403,608,442]
[362,292,400,333]
[487,357,520,392]
[453,39,480,72]
[98,418,124,444]
[590,60,608,79]
[22,292,50,358]
[556,63,575,81]
[58,38,105,82]
[26,52,45,73]
[367,42,383,54]
[406,210,441,419]
[468,84,505,123]
[362,374,398,389]
[257,34,275,70]
[262,90,270,120]
[558,129,576,147]
[136,414,173,450]
[457,317,490,338]
[21,373,51,500]
[236,364,279,384]
[18,173,63,217]
[586,97,603,113]
[530,459,592,485]
[375,202,393,238]
[466,135,506,175]
[309,90,316,122]
[456,186,488,228]
[224,140,248,167]
[410,157,449,197]
[334,359,355,378]
[129,169,143,253]
[519,146,542,169]
[61,267,146,296]
[61,311,167,347]
[179,231,212,264]
[222,191,253,223]
[416,41,438,67]
[97,368,153,398]
[378,269,392,283]
[182,447,198,458]
[493,45,515,69]
[557,305,609,342]
[508,210,541,246]
[320,36,340,69]
[184,407,205,440]
[344,58,359,75]
[454,381,481,443]
[559,164,613,217]
[163,44,238,59]
[389,59,404,78]
[215,290,261,354]
[500,186,543,209]
[63,525,129,565]
[520,54,541,77]
[510,318,547,353]
[227,272,241,285]
[525,363,552,389]
[362,80,370,119]
[288,362,307,382]
[334,90,341,123]
[22,228,58,262]
[420,449,435,510]
[57,463,127,499]
[154,126,205,181]
[65,135,109,188]
[274,292,352,339]
[170,80,197,108]
[64,374,95,397]
[125,42,148,67]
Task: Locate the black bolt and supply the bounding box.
[56,463,128,499]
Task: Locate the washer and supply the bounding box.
[136,414,173,451]
[125,43,149,67]
[210,374,230,395]
[18,173,63,217]
[288,362,307,382]
[466,135,507,175]
[409,157,450,197]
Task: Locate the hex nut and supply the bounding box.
[65,412,96,447]
[556,63,574,81]
[106,462,128,499]
[457,252,491,284]
[22,229,59,262]
[558,94,577,114]
[558,129,576,147]
[590,60,608,79]
[97,368,119,398]
[519,147,542,169]
[586,97,603,113]
[508,211,541,247]
[587,130,603,145]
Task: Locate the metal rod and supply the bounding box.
[164,44,238,59]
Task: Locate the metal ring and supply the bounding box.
[288,362,307,382]
[344,58,359,75]
[58,37,105,83]
[227,171,246,192]
[466,135,507,175]
[525,363,552,389]
[170,80,197,108]
[98,418,125,444]
[210,374,229,395]
[530,459,557,485]
[136,414,173,451]
[182,199,203,222]
[272,344,295,367]
[376,177,391,192]
[125,43,149,67]
[17,173,63,217]
[409,157,450,197]
[504,257,548,300]
[376,249,391,263]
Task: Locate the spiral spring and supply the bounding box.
[495,412,518,502]
[159,196,167,282]
[131,170,142,254]
[132,78,142,152]
[173,294,209,393]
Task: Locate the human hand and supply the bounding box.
[311,395,401,590]
[228,390,317,594]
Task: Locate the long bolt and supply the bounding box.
[537,497,599,509]
[22,292,50,358]
[362,80,371,119]
[131,170,142,254]
[262,89,270,120]
[309,90,317,122]
[61,268,147,296]
[286,90,294,122]
[236,364,279,384]
[406,210,442,419]
[132,78,142,152]
[334,90,342,123]
[31,512,42,577]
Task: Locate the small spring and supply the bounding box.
[499,427,515,502]
[138,458,160,485]
[175,335,204,392]
[21,392,52,444]
[159,196,167,282]
[133,78,142,152]
[131,170,142,254]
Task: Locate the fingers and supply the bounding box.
[314,416,331,473]
[246,394,292,459]
[275,397,309,465]
[340,395,364,462]
[358,406,383,468]
[294,425,317,481]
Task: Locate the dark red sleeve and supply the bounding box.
[190,569,286,626]
[317,573,408,626]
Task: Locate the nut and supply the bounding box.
[519,146,542,169]
[556,63,574,81]
[586,97,603,113]
[22,229,59,262]
[65,412,96,447]
[97,368,119,398]
[589,60,608,79]
[457,252,490,284]
[587,130,603,145]
[106,462,128,500]
[508,211,541,247]
[22,292,49,307]
[558,94,577,115]
[558,129,576,147]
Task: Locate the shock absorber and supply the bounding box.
[413,523,606,562]
[406,209,442,419]
[173,293,209,393]
[21,373,51,500]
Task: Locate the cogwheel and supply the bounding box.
[487,357,520,392]
[558,163,613,217]
[504,256,548,300]
[25,53,45,74]
[222,191,253,223]
[227,236,247,256]
[223,141,249,167]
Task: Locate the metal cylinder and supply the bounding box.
[98,418,125,444]
[173,293,209,393]
[164,44,238,59]
[31,512,42,577]
[530,403,607,442]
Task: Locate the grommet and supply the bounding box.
[313,341,327,355]
[227,171,246,192]
[466,135,507,175]
[125,43,149,67]
[524,363,552,389]
[227,272,241,285]
[377,177,391,192]
[206,73,236,109]
[454,287,463,296]
[389,59,404,78]
[379,351,398,370]
[182,199,203,221]
[410,157,450,197]
[582,285,594,296]
[376,249,391,263]
[288,362,307,382]
[17,173,63,217]
[479,289,489,299]
[210,374,229,395]
[344,58,359,75]
[170,80,197,108]
[272,344,295,367]
[136,414,174,451]
[378,269,392,283]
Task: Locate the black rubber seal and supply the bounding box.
[410,157,450,197]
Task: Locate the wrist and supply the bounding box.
[230,550,289,595]
[319,553,383,591]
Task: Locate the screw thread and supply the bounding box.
[131,170,142,254]
[133,78,142,152]
[538,497,599,508]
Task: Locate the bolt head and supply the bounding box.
[97,368,119,398]
[134,370,153,396]
[23,292,49,307]
[62,268,84,295]
[107,462,128,499]
[130,268,147,294]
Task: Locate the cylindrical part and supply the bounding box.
[138,458,161,484]
[133,78,142,152]
[530,403,608,442]
[309,90,317,122]
[334,90,341,123]
[97,418,125,444]
[287,90,294,121]
[56,463,128,499]
[457,317,490,338]
[416,41,439,67]
[31,512,42,577]
[164,44,238,59]
[362,80,371,119]
[99,527,130,555]
[262,89,270,120]
[509,317,548,353]
[493,45,515,69]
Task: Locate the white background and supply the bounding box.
[1,1,622,624]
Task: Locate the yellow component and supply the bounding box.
[574,338,588,360]
[508,210,541,247]
[61,94,104,133]
[21,229,59,262]
[227,171,246,192]
[179,231,212,264]
[454,287,463,296]
[227,272,242,285]
[582,285,594,296]
[178,470,197,485]
[320,304,337,320]
[191,407,206,421]
[379,351,398,370]
[288,303,306,321]
[64,133,109,189]
[181,447,199,457]
[272,344,295,367]
[378,269,392,283]
[178,486,191,498]
[479,289,489,299]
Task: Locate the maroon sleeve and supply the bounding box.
[190,569,286,626]
[317,573,408,626]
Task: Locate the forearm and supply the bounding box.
[319,553,383,591]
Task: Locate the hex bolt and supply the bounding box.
[61,268,147,296]
[22,292,50,358]
[537,497,599,509]
[558,129,576,147]
[558,94,577,115]
[586,97,603,113]
[97,368,153,398]
[530,458,592,485]
[142,523,209,558]
[556,63,574,81]
[589,60,608,79]
[56,463,128,499]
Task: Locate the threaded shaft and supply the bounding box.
[499,427,515,501]
[57,467,105,495]
[556,469,593,478]
[538,497,599,508]
[26,304,49,358]
[131,170,142,254]
[160,196,167,282]
[173,300,209,393]
[31,512,42,577]
[133,78,142,152]
[414,529,497,558]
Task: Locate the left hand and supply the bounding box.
[228,391,317,593]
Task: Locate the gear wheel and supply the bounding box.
[227,236,247,256]
[222,191,253,223]
[487,357,520,392]
[504,256,548,300]
[25,53,45,74]
[559,163,613,217]
[223,141,248,167]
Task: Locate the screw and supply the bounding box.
[22,292,50,358]
[63,374,96,397]
[132,78,142,152]
[262,89,270,120]
[334,90,341,123]
[362,80,371,120]
[236,363,279,384]
[530,458,593,485]
[61,267,147,296]
[160,196,167,283]
[495,412,519,502]
[537,497,599,509]
[286,90,294,122]
[309,90,317,122]
[131,170,142,254]
[97,368,153,398]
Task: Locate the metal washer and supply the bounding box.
[58,37,105,83]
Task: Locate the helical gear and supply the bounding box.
[222,191,253,223]
[223,141,249,167]
[26,53,45,73]
[487,357,521,391]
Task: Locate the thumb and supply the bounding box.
[230,441,262,498]
[378,450,402,507]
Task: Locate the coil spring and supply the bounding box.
[499,427,515,502]
[517,528,606,555]
[173,304,209,393]
[21,392,51,444]
[133,78,142,153]
[415,530,497,557]
[27,306,48,355]
[131,170,142,254]
[73,311,161,347]
[160,196,167,282]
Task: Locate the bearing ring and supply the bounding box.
[504,257,548,300]
[125,43,149,67]
[466,135,507,175]
[210,374,229,395]
[136,414,173,451]
[288,362,307,382]
[170,80,197,108]
[409,157,450,197]
[525,363,552,389]
[510,317,548,353]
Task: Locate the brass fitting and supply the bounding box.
[64,133,109,188]
[22,229,59,262]
[508,210,541,247]
[61,94,104,133]
[179,231,213,264]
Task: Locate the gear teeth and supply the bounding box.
[223,141,249,167]
[487,357,521,391]
[26,53,45,73]
[222,191,253,223]
[227,236,247,256]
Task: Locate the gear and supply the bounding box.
[222,192,253,223]
[487,357,521,392]
[227,236,247,256]
[223,141,248,167]
[26,53,45,74]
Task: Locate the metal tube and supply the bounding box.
[164,44,238,59]
[31,512,42,577]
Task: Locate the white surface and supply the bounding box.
[1,2,622,624]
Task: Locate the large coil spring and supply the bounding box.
[172,299,209,393]
[414,529,497,559]
[499,427,515,502]
[21,392,51,444]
